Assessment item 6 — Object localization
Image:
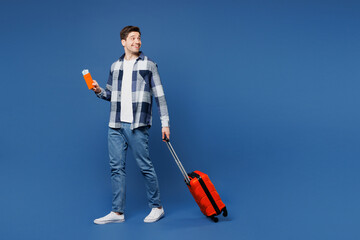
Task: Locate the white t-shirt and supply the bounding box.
[120,59,136,123]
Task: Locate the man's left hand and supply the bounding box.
[162,127,170,142]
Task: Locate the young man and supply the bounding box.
[91,26,170,224]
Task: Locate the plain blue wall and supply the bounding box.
[1,0,360,239]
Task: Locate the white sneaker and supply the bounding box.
[144,207,165,223]
[94,212,125,224]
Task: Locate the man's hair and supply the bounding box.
[120,26,141,40]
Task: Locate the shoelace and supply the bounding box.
[103,212,117,219]
[149,209,161,218]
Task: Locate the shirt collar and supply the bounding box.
[119,51,144,61]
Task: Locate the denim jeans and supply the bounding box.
[108,123,161,213]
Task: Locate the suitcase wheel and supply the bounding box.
[222,207,228,217]
[210,215,219,223]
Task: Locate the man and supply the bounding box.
[91,26,170,224]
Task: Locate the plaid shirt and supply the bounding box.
[96,52,170,130]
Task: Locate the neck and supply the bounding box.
[124,51,140,61]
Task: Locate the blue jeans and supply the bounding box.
[108,123,161,213]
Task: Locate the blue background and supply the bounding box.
[1,0,360,239]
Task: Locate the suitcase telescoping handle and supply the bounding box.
[163,137,191,185]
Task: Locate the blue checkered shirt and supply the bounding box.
[96,52,170,129]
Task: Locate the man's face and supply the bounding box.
[122,31,141,54]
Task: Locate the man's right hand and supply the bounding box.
[92,80,101,94]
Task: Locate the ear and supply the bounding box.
[121,39,126,47]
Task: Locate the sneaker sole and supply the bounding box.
[144,212,164,223]
[94,219,125,224]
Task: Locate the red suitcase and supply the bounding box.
[164,138,228,222]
